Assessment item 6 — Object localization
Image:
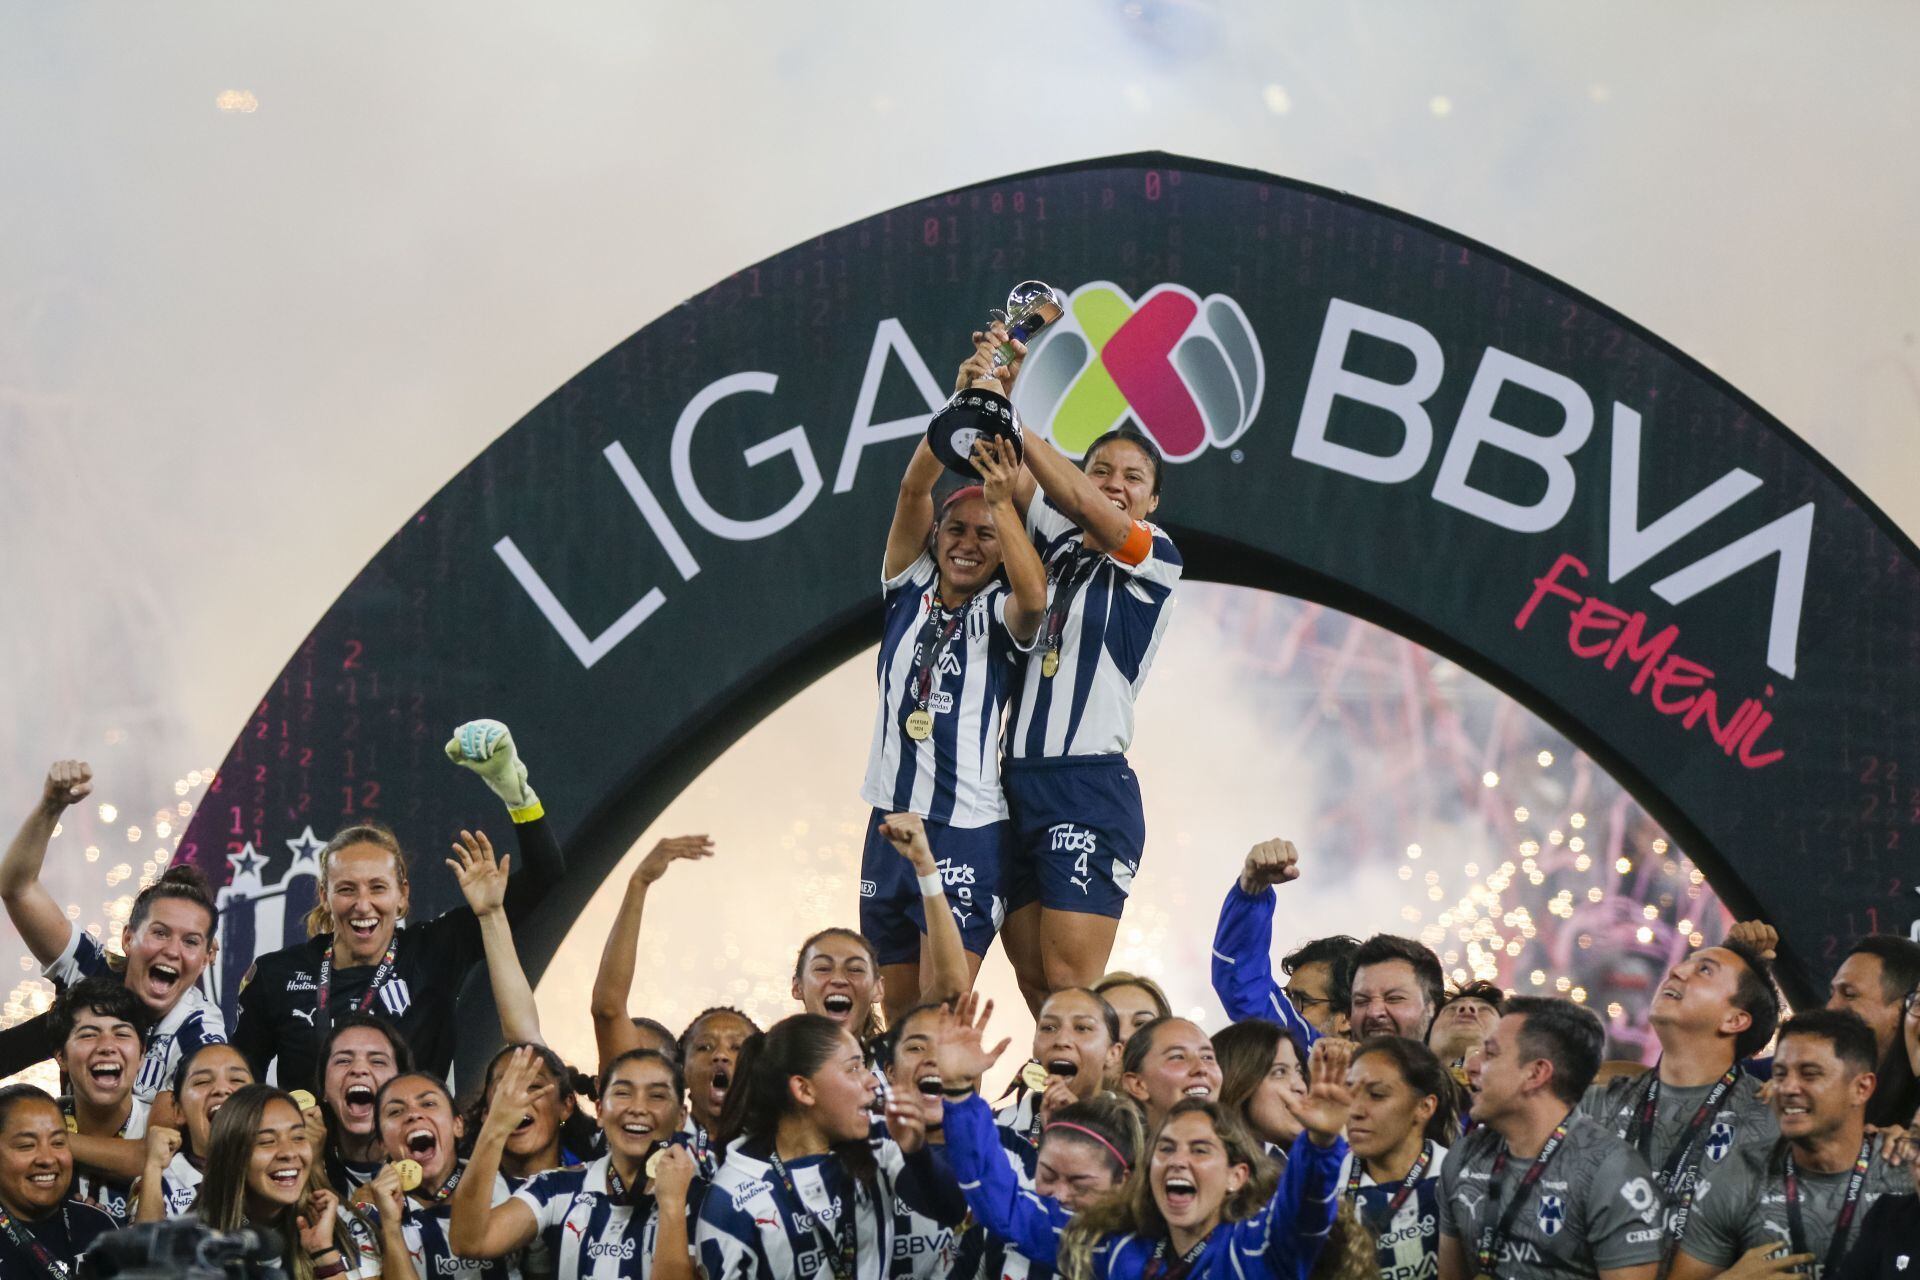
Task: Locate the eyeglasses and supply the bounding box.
[1284,988,1330,1012]
[1903,986,1920,1014]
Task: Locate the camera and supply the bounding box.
[79,1219,288,1280]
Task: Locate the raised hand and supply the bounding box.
[879,813,937,877]
[41,761,93,814]
[652,1144,697,1206]
[1240,838,1300,895]
[298,1188,340,1255]
[972,436,1024,507]
[886,1093,929,1155]
[447,830,511,917]
[934,993,1010,1095]
[1289,1038,1354,1146]
[1038,1078,1078,1126]
[366,1162,407,1220]
[982,320,1026,396]
[1727,919,1779,961]
[955,341,998,394]
[482,1046,540,1138]
[142,1125,181,1173]
[634,835,715,888]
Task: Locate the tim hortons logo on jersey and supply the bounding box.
[499,296,1813,684]
[730,1178,773,1211]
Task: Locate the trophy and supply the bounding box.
[926,280,1068,478]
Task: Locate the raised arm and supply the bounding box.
[1,761,91,965]
[1248,1038,1351,1278]
[650,1144,700,1280]
[590,836,715,1073]
[448,830,543,1046]
[448,1047,543,1259]
[1210,839,1317,1056]
[886,439,946,581]
[878,814,967,1005]
[942,1091,1071,1264]
[973,437,1047,644]
[444,720,564,922]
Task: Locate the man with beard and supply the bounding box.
[1352,935,1448,1043]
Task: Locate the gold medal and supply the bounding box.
[63,1114,78,1133]
[1020,1061,1050,1092]
[290,1089,318,1112]
[394,1159,423,1192]
[905,709,934,740]
[1041,650,1060,678]
[645,1147,665,1180]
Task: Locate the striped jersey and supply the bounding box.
[69,1095,150,1224]
[862,552,1033,828]
[697,1131,967,1280]
[152,1149,203,1218]
[1006,494,1181,761]
[1339,1142,1449,1280]
[362,1170,523,1280]
[45,930,227,1106]
[511,1155,698,1280]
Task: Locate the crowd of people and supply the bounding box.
[2,329,1917,1280]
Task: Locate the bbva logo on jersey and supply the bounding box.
[1012,281,1264,464]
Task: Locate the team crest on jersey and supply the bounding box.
[1705,1120,1733,1162]
[378,979,413,1018]
[1536,1194,1565,1236]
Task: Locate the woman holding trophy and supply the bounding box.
[928,284,1184,1011]
[859,404,1048,1025]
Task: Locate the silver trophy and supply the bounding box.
[927,280,1068,479]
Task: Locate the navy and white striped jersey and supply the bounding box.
[991,1092,1045,1182]
[365,1170,524,1280]
[863,553,1033,829]
[1006,494,1181,761]
[1339,1143,1449,1280]
[151,1150,203,1218]
[511,1155,698,1280]
[44,930,226,1106]
[697,1132,968,1280]
[68,1095,149,1224]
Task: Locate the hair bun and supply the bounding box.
[157,863,211,892]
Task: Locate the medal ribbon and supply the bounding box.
[1783,1138,1873,1278]
[419,1162,464,1207]
[766,1150,858,1280]
[908,597,969,715]
[1474,1118,1571,1278]
[1347,1140,1435,1221]
[1039,550,1102,664]
[59,1096,131,1140]
[317,937,400,1018]
[0,1200,72,1280]
[1143,1233,1210,1280]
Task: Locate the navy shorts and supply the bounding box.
[1002,754,1145,919]
[858,809,1008,966]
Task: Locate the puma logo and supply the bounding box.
[290,1009,316,1026]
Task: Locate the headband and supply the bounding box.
[1044,1120,1131,1174]
[940,485,985,514]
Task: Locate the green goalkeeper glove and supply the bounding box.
[445,719,542,821]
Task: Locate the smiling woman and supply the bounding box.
[0,1084,118,1276]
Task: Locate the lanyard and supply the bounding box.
[1623,1065,1739,1191]
[316,937,400,1027]
[0,1200,71,1280]
[414,1162,464,1207]
[1348,1141,1435,1221]
[767,1150,858,1280]
[909,598,969,711]
[1783,1139,1873,1278]
[1143,1233,1210,1280]
[59,1097,131,1140]
[1040,549,1102,660]
[1474,1119,1570,1277]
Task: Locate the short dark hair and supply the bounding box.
[1082,428,1165,496]
[628,1017,679,1059]
[1437,981,1505,1018]
[1504,996,1605,1105]
[598,1047,686,1103]
[1351,935,1446,1019]
[1282,936,1359,1014]
[0,1084,59,1132]
[1717,939,1782,1062]
[1777,1008,1879,1077]
[51,974,152,1048]
[1842,936,1920,1005]
[314,1011,415,1094]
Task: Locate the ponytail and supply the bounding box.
[131,864,217,934]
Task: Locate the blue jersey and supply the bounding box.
[1340,1144,1449,1280]
[1209,880,1320,1061]
[510,1155,699,1280]
[1005,494,1181,761]
[45,930,226,1105]
[1087,1131,1346,1280]
[863,552,1033,828]
[945,1094,1068,1279]
[696,1131,966,1280]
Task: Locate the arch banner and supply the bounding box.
[178,153,1920,1011]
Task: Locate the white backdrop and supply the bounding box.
[3,2,1916,1070]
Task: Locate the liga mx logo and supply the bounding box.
[1012,281,1264,462]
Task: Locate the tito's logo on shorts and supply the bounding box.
[1012,281,1264,463]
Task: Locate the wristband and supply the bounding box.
[917,871,944,898]
[314,1261,347,1279]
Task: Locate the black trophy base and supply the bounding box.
[928,386,1025,479]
